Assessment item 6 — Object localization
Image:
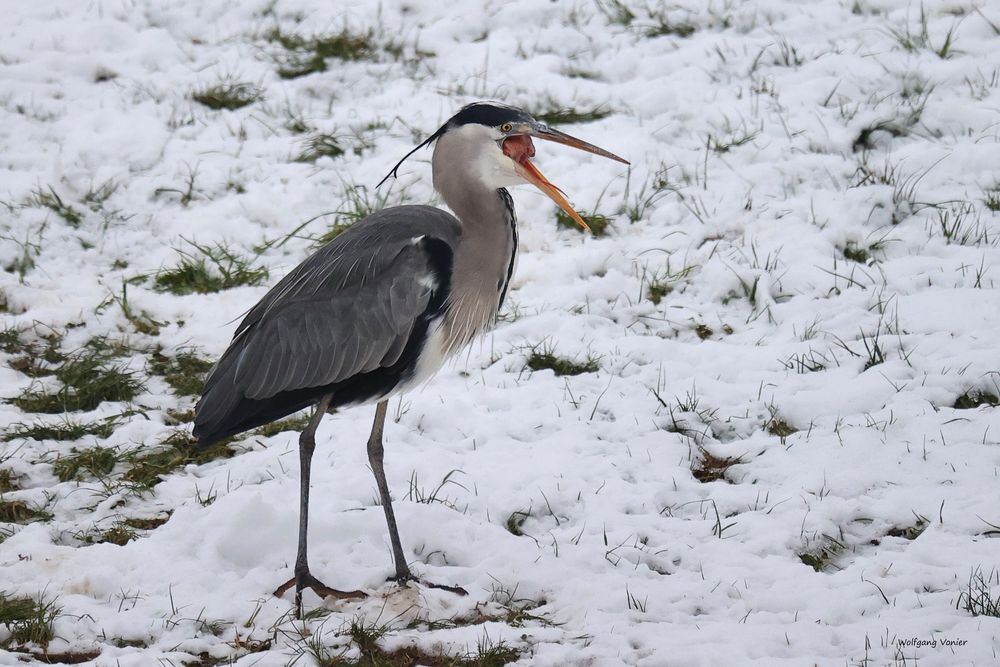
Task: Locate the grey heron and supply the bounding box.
[193,102,627,613]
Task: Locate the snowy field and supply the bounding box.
[2,0,1000,665]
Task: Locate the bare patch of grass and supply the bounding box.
[3,417,118,443]
[295,134,345,163]
[766,411,797,439]
[555,208,611,236]
[122,432,236,491]
[505,508,531,536]
[192,81,262,111]
[0,499,51,524]
[535,105,612,125]
[293,618,520,667]
[252,413,311,438]
[691,449,741,483]
[153,241,268,295]
[267,27,377,79]
[11,344,143,414]
[953,388,999,409]
[799,534,846,572]
[646,280,671,305]
[525,345,600,376]
[150,349,214,396]
[886,518,927,541]
[984,186,1000,212]
[0,592,61,648]
[0,470,19,493]
[52,446,119,482]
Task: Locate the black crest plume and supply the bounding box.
[376,102,533,188]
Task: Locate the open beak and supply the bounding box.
[507,123,629,233]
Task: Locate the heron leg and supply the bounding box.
[273,394,365,616]
[367,400,412,582]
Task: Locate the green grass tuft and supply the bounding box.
[253,414,311,438]
[0,499,52,524]
[505,509,531,536]
[535,106,612,125]
[28,186,83,228]
[953,389,999,409]
[122,432,236,491]
[52,447,119,482]
[0,592,61,648]
[555,209,611,236]
[3,417,118,442]
[0,470,19,493]
[799,534,845,572]
[984,188,1000,212]
[295,134,345,163]
[268,27,377,78]
[0,327,22,353]
[526,347,600,376]
[842,242,871,264]
[77,520,137,546]
[646,19,696,38]
[192,81,262,110]
[886,519,927,541]
[11,345,144,414]
[766,415,797,439]
[153,241,268,295]
[150,349,214,396]
[694,323,713,340]
[2,328,66,377]
[646,280,671,305]
[295,620,520,667]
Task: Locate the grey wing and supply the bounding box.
[199,205,459,408]
[234,241,440,400]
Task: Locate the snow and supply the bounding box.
[2,0,1000,665]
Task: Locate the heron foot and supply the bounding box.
[273,571,366,603]
[389,571,468,596]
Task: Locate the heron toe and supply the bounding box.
[273,571,366,602]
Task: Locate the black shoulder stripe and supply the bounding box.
[497,189,518,310]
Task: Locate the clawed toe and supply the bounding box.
[390,571,467,596]
[273,571,366,602]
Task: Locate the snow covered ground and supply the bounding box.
[2,0,999,664]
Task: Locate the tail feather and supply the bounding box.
[193,345,320,447]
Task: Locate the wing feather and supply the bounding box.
[217,206,459,402]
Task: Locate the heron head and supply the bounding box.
[378,102,628,232]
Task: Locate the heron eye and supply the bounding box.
[500,122,513,133]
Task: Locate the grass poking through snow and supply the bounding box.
[150,349,214,396]
[267,27,377,79]
[957,567,1000,618]
[953,388,999,409]
[0,592,61,649]
[52,446,119,482]
[11,343,144,414]
[122,432,236,491]
[691,449,741,483]
[0,499,52,524]
[535,105,612,126]
[3,416,118,442]
[295,134,345,163]
[555,208,611,236]
[526,346,600,376]
[192,81,262,110]
[153,241,268,295]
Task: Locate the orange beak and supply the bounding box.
[505,124,629,233]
